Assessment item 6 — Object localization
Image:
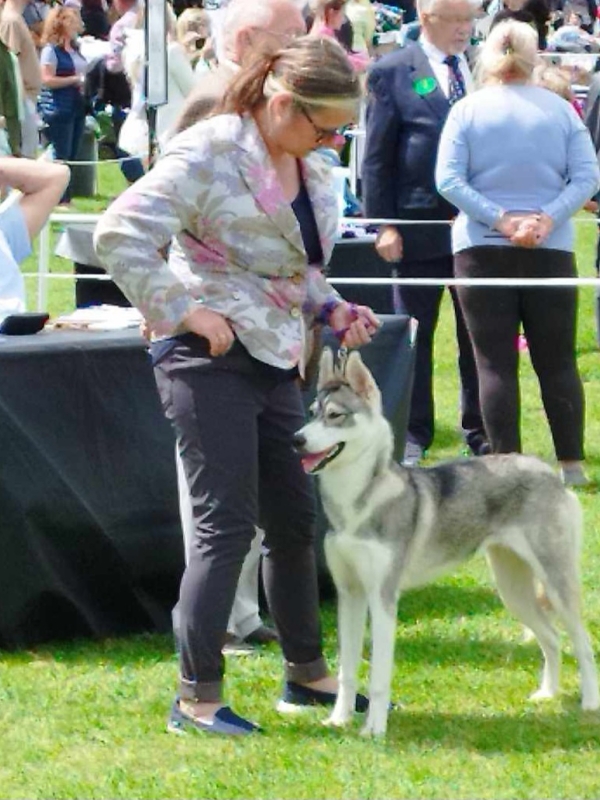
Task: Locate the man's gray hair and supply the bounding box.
[417,0,481,16]
[220,0,280,59]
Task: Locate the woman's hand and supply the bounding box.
[375,225,403,263]
[510,213,554,248]
[183,306,234,356]
[496,212,554,248]
[329,302,381,348]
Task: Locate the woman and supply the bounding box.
[308,0,370,71]
[38,4,87,205]
[118,3,197,162]
[435,19,599,486]
[94,36,379,736]
[175,6,215,75]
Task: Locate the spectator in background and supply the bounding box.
[176,6,215,74]
[22,0,50,48]
[435,19,599,486]
[118,3,196,161]
[345,0,376,55]
[362,0,489,467]
[175,0,305,132]
[0,35,21,154]
[308,0,370,70]
[80,0,111,39]
[0,0,42,157]
[105,0,138,73]
[0,157,69,319]
[38,4,87,205]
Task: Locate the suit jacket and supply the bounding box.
[362,42,458,262]
[173,61,235,134]
[94,113,341,371]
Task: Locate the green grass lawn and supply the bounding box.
[4,173,600,799]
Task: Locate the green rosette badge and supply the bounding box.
[413,76,437,96]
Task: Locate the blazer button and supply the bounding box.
[290,306,301,318]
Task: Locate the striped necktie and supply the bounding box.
[444,55,466,105]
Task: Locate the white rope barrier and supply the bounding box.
[31,211,600,312]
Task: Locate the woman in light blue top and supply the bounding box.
[435,19,600,486]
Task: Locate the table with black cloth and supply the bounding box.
[0,316,415,649]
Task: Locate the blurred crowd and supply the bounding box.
[1,0,600,194]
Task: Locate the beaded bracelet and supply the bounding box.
[315,301,360,342]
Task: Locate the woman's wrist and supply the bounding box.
[314,298,342,326]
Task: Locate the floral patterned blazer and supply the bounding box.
[93,113,342,371]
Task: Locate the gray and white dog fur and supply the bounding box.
[293,347,600,737]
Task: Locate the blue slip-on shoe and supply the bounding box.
[276,681,370,714]
[167,697,261,736]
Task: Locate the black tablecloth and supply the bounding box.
[0,318,415,648]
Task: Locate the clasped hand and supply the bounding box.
[496,212,554,248]
[329,302,381,348]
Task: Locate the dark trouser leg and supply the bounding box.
[449,285,486,448]
[257,378,327,683]
[520,252,584,461]
[394,259,445,450]
[44,116,76,202]
[455,248,521,454]
[154,342,326,703]
[155,358,260,702]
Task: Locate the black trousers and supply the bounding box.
[454,246,584,461]
[394,254,485,450]
[154,337,327,703]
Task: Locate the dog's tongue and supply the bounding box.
[300,451,330,474]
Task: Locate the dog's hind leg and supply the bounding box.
[537,567,600,711]
[360,591,397,737]
[486,544,561,703]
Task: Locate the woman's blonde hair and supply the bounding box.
[217,35,361,116]
[176,7,210,51]
[532,63,574,101]
[476,19,539,85]
[41,6,79,47]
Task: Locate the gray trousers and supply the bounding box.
[176,447,264,639]
[154,336,328,703]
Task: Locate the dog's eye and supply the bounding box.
[326,410,346,421]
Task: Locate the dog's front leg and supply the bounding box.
[325,587,368,728]
[361,593,397,737]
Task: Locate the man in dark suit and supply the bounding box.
[362,0,488,465]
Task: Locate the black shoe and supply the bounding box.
[468,436,491,457]
[276,681,370,714]
[244,624,279,645]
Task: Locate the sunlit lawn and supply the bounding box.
[4,168,600,799]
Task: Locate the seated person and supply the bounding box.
[0,157,70,320]
[547,10,600,50]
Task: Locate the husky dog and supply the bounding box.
[293,348,600,737]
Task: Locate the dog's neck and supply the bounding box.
[319,417,395,524]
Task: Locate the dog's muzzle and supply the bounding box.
[292,432,345,474]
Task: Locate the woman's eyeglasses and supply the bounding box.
[298,105,350,144]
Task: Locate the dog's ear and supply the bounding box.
[317,347,336,391]
[344,351,382,410]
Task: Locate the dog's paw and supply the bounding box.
[528,687,556,703]
[359,718,387,738]
[323,712,352,728]
[581,694,600,712]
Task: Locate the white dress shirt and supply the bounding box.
[420,36,474,98]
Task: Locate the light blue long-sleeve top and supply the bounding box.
[435,84,600,254]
